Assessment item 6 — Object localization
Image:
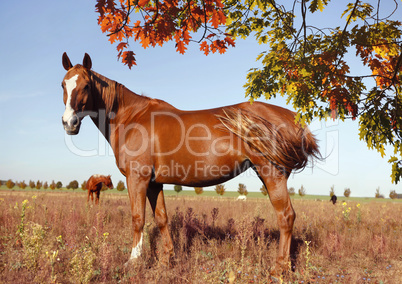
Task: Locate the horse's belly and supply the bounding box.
[153,158,251,187]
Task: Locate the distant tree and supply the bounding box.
[194,187,204,195]
[389,190,397,199]
[288,187,296,196]
[237,183,248,196]
[344,188,351,198]
[116,180,126,191]
[35,180,42,190]
[215,184,225,196]
[67,180,79,190]
[6,179,15,189]
[260,185,268,196]
[330,185,335,197]
[298,185,306,197]
[19,180,27,189]
[375,187,381,198]
[81,180,87,191]
[174,185,183,196]
[29,180,35,189]
[43,181,48,189]
[49,180,56,190]
[56,181,62,189]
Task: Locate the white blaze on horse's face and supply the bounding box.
[62,74,80,135]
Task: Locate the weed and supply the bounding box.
[21,221,46,271]
[69,240,96,284]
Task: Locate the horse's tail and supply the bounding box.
[217,108,320,174]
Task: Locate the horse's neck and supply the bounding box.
[89,71,151,141]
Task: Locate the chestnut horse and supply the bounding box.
[86,174,113,205]
[60,53,320,276]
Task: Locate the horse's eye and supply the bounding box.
[84,84,89,90]
[61,83,64,89]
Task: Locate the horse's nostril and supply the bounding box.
[62,118,67,126]
[71,115,79,127]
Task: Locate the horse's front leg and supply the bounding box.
[147,183,174,264]
[126,174,149,264]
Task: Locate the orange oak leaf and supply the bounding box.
[122,51,136,69]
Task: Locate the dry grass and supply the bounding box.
[0,191,401,283]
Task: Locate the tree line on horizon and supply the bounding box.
[1,179,126,192]
[2,179,400,199]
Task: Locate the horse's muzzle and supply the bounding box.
[62,115,81,135]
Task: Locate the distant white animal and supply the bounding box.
[237,195,247,201]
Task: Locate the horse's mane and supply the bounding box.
[90,70,125,114]
[89,69,164,117]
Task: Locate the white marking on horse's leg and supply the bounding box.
[62,74,79,126]
[129,233,143,260]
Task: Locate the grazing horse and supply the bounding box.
[60,53,320,276]
[86,174,113,205]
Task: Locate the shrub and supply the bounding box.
[67,180,79,190]
[29,180,35,189]
[288,187,295,196]
[194,187,203,195]
[43,181,48,189]
[19,180,27,189]
[6,179,15,189]
[389,190,397,199]
[215,184,225,196]
[298,185,306,197]
[260,185,268,196]
[81,181,87,191]
[116,180,125,191]
[237,183,248,196]
[174,185,183,196]
[344,188,351,198]
[35,180,42,190]
[49,180,56,190]
[56,181,62,189]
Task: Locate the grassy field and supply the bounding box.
[0,189,401,283]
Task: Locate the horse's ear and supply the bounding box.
[62,52,73,71]
[83,53,92,70]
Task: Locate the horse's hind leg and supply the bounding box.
[95,190,100,205]
[255,165,295,277]
[147,183,174,264]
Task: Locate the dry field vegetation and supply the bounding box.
[0,190,401,283]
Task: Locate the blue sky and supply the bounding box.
[0,0,400,197]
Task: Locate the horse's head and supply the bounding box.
[105,175,114,189]
[61,52,93,135]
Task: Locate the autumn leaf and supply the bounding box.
[121,51,136,69]
[176,41,187,54]
[117,42,128,52]
[200,41,210,56]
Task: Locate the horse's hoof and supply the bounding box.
[270,267,283,283]
[123,258,136,269]
[270,275,282,283]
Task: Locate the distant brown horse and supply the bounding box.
[60,53,320,277]
[86,174,113,205]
